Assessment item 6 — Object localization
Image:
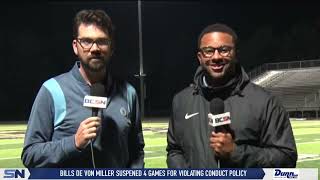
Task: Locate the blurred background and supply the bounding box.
[1,0,320,120]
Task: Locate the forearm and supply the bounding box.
[129,132,145,168]
[228,143,297,167]
[167,149,188,168]
[21,135,81,167]
[166,130,188,168]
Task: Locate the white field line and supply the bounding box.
[0,142,23,145]
[297,141,320,145]
[298,157,320,162]
[144,140,320,146]
[0,156,20,160]
[1,141,319,150]
[0,147,22,151]
[294,132,320,136]
[2,155,320,162]
[145,145,166,148]
[145,155,320,162]
[145,156,165,160]
[0,156,166,161]
[1,141,320,161]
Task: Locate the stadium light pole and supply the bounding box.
[135,0,146,120]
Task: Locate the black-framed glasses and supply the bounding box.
[76,38,111,50]
[199,46,234,58]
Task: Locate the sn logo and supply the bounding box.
[3,169,25,179]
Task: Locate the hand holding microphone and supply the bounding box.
[208,98,235,159]
[75,117,101,149]
[75,83,107,150]
[209,131,235,158]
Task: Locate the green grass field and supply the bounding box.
[0,120,319,172]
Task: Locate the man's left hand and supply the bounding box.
[209,131,235,158]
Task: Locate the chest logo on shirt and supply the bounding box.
[120,107,127,117]
[185,112,199,119]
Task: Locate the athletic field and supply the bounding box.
[0,120,319,171]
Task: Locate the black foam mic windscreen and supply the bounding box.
[210,98,225,132]
[91,83,105,96]
[90,83,105,116]
[210,98,224,115]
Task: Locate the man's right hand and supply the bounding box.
[75,117,101,150]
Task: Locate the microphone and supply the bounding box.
[208,98,231,168]
[83,83,107,116]
[82,83,107,168]
[208,98,231,133]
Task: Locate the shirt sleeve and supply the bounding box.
[21,85,81,167]
[228,96,297,167]
[166,95,188,168]
[128,89,145,168]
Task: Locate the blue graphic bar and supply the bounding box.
[28,168,265,179]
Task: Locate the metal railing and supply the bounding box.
[248,59,320,80]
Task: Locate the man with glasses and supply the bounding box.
[166,23,297,168]
[22,9,144,168]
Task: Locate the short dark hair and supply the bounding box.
[197,23,238,48]
[73,9,114,42]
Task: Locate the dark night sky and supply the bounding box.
[1,1,320,120]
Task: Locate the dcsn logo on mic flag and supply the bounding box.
[208,112,231,127]
[83,95,108,109]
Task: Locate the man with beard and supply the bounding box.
[22,9,144,168]
[166,23,297,168]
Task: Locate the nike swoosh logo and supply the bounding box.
[185,112,199,119]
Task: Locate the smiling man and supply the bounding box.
[166,23,297,168]
[21,9,144,168]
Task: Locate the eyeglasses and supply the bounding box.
[76,38,111,50]
[199,46,234,58]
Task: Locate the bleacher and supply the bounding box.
[249,60,320,119]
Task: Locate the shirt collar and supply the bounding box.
[203,75,211,88]
[71,61,88,85]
